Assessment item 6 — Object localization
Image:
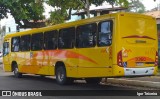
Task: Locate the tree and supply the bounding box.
[0,2,9,19]
[0,0,45,28]
[46,0,129,25]
[127,0,145,13]
[46,0,84,25]
[0,0,129,27]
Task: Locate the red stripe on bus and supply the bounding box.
[33,50,98,65]
[56,50,98,64]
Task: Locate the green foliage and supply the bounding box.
[46,0,129,25]
[0,0,9,19]
[46,0,84,25]
[127,0,145,13]
[48,9,67,25]
[0,0,130,27]
[0,0,45,28]
[102,0,129,7]
[116,0,129,7]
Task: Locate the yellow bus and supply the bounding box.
[3,12,158,85]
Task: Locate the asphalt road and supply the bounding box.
[0,71,133,90]
[0,68,159,99]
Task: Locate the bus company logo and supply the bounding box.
[122,47,132,57]
[122,48,132,53]
[2,91,11,96]
[106,47,112,53]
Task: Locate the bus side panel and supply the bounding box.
[19,52,31,73]
[32,51,49,75]
[112,65,125,76]
[18,52,30,73]
[49,50,79,77]
[48,66,54,75]
[3,64,12,72]
[75,48,113,78]
[3,54,12,72]
[36,50,78,76]
[19,51,49,75]
[42,49,112,78]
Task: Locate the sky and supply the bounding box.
[0,0,160,33]
[142,0,159,10]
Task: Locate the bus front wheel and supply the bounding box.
[55,66,73,85]
[13,64,22,78]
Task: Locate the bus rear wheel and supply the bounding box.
[13,64,22,78]
[55,66,73,85]
[85,78,102,84]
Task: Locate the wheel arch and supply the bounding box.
[55,61,73,85]
[11,61,17,72]
[55,61,66,73]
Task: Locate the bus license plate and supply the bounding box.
[136,62,144,66]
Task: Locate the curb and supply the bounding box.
[106,78,160,89]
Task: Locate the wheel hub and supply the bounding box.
[58,71,64,82]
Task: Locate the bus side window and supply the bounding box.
[3,42,9,56]
[98,20,113,46]
[44,30,58,50]
[76,23,97,48]
[31,33,43,51]
[58,27,75,49]
[20,35,31,51]
[11,37,20,52]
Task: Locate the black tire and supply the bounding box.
[13,63,22,78]
[55,66,73,85]
[85,78,102,84]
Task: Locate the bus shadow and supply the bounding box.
[5,74,122,90]
[8,74,56,83]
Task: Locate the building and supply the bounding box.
[72,7,128,19]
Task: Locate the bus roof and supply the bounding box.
[4,12,155,39]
